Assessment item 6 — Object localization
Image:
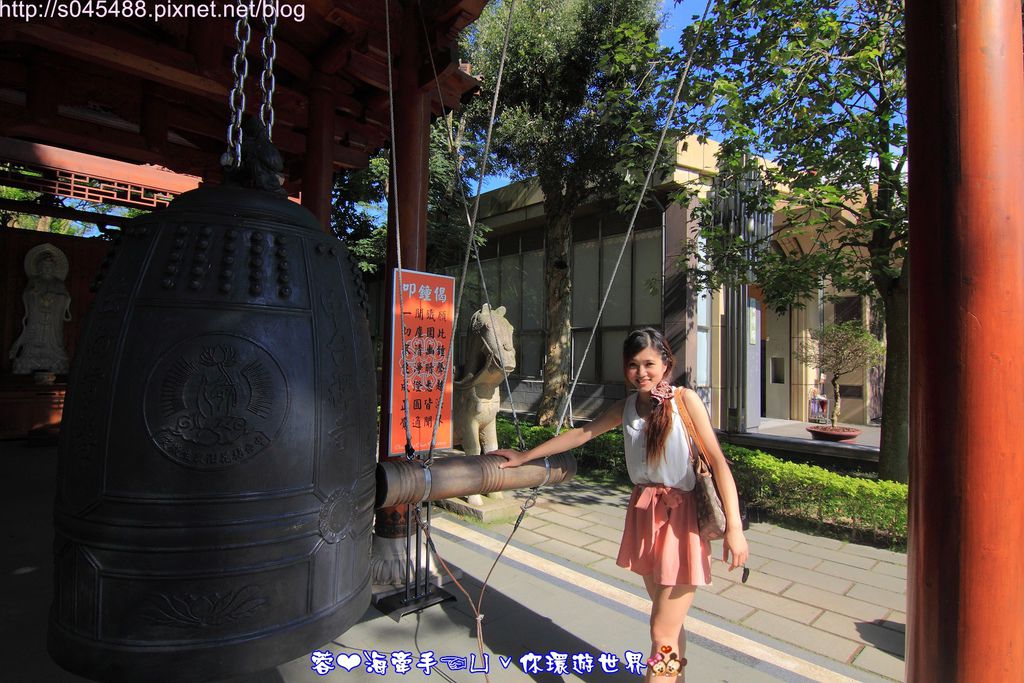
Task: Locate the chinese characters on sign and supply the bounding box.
[389,269,455,456]
[309,648,649,676]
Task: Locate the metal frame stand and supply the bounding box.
[372,502,454,621]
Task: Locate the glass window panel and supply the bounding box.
[456,267,480,339]
[696,329,710,386]
[480,259,499,311]
[499,254,522,329]
[572,240,599,327]
[521,333,543,378]
[632,230,661,325]
[571,330,596,382]
[600,235,631,326]
[696,292,710,328]
[521,250,544,330]
[601,329,626,383]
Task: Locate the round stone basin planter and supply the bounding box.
[806,425,861,442]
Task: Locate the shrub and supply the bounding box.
[723,444,907,545]
[495,416,908,546]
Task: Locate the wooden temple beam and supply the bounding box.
[0,197,133,228]
[301,72,337,229]
[314,29,367,75]
[0,136,202,194]
[7,23,311,129]
[140,89,169,154]
[26,57,60,125]
[0,104,217,177]
[10,23,225,98]
[186,18,226,76]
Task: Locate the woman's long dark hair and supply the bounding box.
[622,328,677,466]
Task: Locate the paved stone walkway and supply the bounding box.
[5,442,906,682]
[478,479,907,681]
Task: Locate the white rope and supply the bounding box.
[418,0,526,460]
[384,0,416,457]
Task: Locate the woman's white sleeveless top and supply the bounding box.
[622,391,696,491]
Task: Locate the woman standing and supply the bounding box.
[493,328,748,681]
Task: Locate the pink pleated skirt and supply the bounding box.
[616,484,712,587]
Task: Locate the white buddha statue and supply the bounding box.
[8,243,72,376]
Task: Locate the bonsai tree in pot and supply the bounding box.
[795,321,886,441]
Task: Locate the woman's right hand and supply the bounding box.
[491,449,531,469]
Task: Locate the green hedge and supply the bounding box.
[724,445,908,545]
[495,416,908,545]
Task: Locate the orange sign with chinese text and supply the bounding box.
[388,269,455,456]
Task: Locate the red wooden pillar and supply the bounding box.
[375,0,433,540]
[302,71,335,232]
[906,0,1024,680]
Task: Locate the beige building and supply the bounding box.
[443,137,880,429]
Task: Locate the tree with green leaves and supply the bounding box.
[678,0,909,481]
[331,120,485,274]
[794,321,885,428]
[462,0,670,426]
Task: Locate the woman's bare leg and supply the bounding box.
[642,575,696,681]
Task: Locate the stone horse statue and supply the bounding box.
[454,304,516,458]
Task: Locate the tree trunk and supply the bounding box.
[536,209,573,426]
[830,374,842,426]
[877,277,910,483]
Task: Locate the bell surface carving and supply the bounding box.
[49,186,377,682]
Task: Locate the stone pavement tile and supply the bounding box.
[746,540,822,569]
[713,562,790,594]
[531,523,600,547]
[744,528,802,550]
[782,584,891,622]
[812,611,906,656]
[533,539,603,567]
[816,560,906,594]
[518,514,547,530]
[763,526,846,550]
[741,611,862,663]
[700,572,735,595]
[505,528,548,548]
[886,612,906,632]
[583,523,626,543]
[692,590,757,622]
[589,557,646,589]
[719,584,823,624]
[794,542,878,570]
[579,510,627,530]
[759,560,854,595]
[874,562,907,579]
[545,501,585,516]
[530,509,596,530]
[853,644,906,681]
[712,540,770,569]
[847,584,906,611]
[584,539,622,559]
[493,527,547,547]
[839,543,907,566]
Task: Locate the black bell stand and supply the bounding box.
[372,502,454,621]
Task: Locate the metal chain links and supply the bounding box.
[259,16,278,140]
[222,17,251,168]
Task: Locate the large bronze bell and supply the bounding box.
[48,184,377,682]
